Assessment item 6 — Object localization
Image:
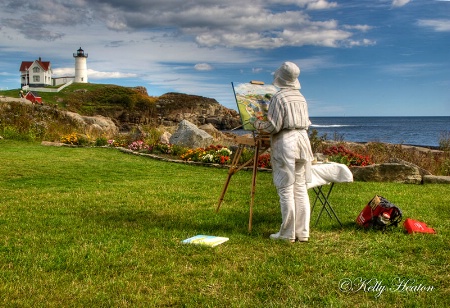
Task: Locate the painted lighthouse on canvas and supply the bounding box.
[73,47,88,83]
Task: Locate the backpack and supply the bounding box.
[356,195,402,230]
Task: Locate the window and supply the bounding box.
[33,67,40,73]
[33,76,40,82]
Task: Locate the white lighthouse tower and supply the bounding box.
[73,47,88,83]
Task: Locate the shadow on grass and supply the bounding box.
[79,206,254,236]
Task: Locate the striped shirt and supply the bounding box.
[254,88,311,134]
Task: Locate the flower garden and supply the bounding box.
[60,136,373,169]
[57,129,450,175]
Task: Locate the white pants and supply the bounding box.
[275,159,310,241]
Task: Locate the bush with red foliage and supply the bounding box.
[257,153,271,169]
[323,145,373,167]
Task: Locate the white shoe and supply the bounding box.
[270,233,295,243]
[297,237,309,242]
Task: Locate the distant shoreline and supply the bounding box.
[221,129,443,151]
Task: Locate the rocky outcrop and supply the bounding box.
[169,120,214,148]
[387,157,432,177]
[3,86,243,132]
[156,93,241,130]
[350,162,450,184]
[350,163,423,184]
[423,175,450,184]
[0,97,118,138]
[64,111,118,136]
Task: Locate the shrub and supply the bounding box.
[308,129,327,153]
[323,145,373,167]
[257,153,271,168]
[144,128,163,146]
[439,158,450,176]
[77,134,91,146]
[95,137,108,146]
[150,143,173,154]
[238,147,256,165]
[439,131,450,151]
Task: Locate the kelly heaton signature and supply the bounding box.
[339,277,435,298]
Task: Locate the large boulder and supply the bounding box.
[64,112,118,137]
[423,175,450,184]
[350,163,422,184]
[169,120,214,148]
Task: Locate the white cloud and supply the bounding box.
[347,38,377,47]
[194,63,213,71]
[344,24,373,32]
[52,67,137,79]
[306,0,338,10]
[268,0,338,10]
[417,19,450,32]
[0,0,363,49]
[380,63,434,76]
[392,0,411,7]
[295,55,355,72]
[87,69,138,79]
[52,68,74,77]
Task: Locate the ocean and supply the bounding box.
[226,117,450,148]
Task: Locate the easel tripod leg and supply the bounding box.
[216,145,244,212]
[248,140,261,232]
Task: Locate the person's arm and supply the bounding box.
[252,96,283,134]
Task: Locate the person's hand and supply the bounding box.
[248,117,257,128]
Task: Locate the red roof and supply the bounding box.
[19,60,51,72]
[26,91,41,98]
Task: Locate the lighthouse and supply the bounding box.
[73,47,88,83]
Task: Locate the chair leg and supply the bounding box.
[311,183,342,227]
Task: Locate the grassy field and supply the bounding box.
[0,140,449,307]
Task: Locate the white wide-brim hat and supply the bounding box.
[272,61,301,89]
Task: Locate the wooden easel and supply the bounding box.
[216,131,270,232]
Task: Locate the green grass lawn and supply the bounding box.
[0,140,449,307]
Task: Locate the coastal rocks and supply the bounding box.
[350,163,422,184]
[156,92,241,130]
[387,157,432,177]
[0,97,118,138]
[423,175,450,184]
[169,119,214,148]
[64,112,118,137]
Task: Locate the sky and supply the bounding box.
[0,0,449,116]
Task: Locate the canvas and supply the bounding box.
[232,82,278,131]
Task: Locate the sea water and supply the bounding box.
[225,117,450,148]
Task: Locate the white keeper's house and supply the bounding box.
[19,47,88,90]
[19,57,53,88]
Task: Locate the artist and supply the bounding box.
[250,61,314,243]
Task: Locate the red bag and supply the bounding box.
[403,218,436,234]
[356,195,402,230]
